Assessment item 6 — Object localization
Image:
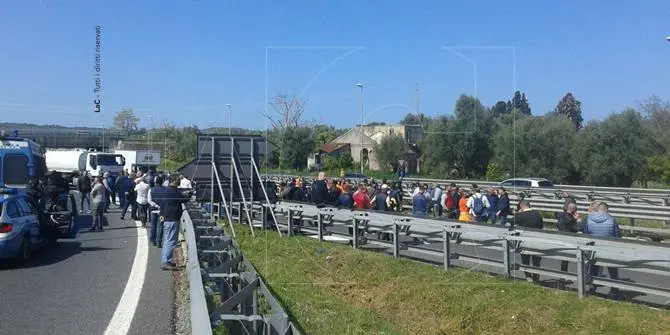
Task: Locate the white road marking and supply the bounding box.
[103,220,149,335]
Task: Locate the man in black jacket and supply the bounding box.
[310,172,329,208]
[78,172,92,214]
[557,202,581,233]
[496,187,510,226]
[513,200,543,282]
[557,202,581,281]
[156,176,188,271]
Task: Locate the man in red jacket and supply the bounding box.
[353,184,370,209]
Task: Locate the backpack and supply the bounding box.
[472,195,485,216]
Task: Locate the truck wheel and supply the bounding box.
[17,236,32,263]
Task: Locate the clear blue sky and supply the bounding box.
[2,1,670,130]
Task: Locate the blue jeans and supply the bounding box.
[161,220,179,265]
[150,211,163,246]
[488,211,497,224]
[80,192,90,212]
[413,211,426,217]
[431,202,443,216]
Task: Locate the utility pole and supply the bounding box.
[356,83,364,174]
[226,104,232,136]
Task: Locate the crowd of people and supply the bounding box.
[76,170,192,271]
[279,172,623,296]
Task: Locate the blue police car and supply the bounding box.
[0,188,51,261]
[0,136,78,262]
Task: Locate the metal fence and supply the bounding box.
[261,174,670,241]
[246,201,670,307]
[181,199,301,335]
[262,173,670,207]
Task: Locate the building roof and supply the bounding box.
[321,143,349,153]
[331,127,377,145]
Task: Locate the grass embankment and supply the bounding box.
[230,224,670,335]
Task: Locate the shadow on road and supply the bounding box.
[0,240,121,270]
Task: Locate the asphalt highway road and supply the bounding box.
[0,204,174,335]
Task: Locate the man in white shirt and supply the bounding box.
[466,185,491,223]
[179,175,192,189]
[134,176,151,227]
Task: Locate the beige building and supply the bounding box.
[331,127,381,170]
[313,123,424,173]
[360,124,424,145]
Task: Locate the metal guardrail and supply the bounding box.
[262,173,670,206]
[242,200,670,306]
[261,174,670,229]
[181,199,301,334]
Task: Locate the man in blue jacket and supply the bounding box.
[584,202,621,238]
[412,185,428,217]
[156,176,188,271]
[584,202,621,298]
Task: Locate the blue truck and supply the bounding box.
[0,136,78,262]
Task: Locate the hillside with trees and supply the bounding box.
[5,91,670,188]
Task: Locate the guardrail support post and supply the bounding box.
[576,246,586,298]
[238,202,243,223]
[252,289,258,333]
[663,198,669,227]
[622,195,635,226]
[261,205,268,229]
[502,238,512,279]
[287,209,293,237]
[443,226,451,271]
[392,222,399,259]
[352,218,359,249]
[317,212,324,241]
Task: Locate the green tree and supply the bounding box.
[313,125,339,151]
[113,108,140,133]
[492,114,577,183]
[276,126,315,170]
[491,101,509,117]
[647,155,670,184]
[573,109,649,187]
[336,153,354,170]
[512,91,531,115]
[554,92,584,130]
[400,113,431,129]
[485,162,505,181]
[639,95,670,153]
[421,95,494,178]
[374,134,406,171]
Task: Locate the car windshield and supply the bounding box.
[96,154,125,166]
[2,154,30,186]
[538,180,554,187]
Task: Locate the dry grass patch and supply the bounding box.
[231,224,670,335]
